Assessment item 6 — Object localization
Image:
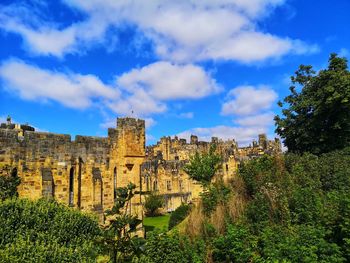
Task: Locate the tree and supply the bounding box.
[100,183,143,263]
[275,53,350,155]
[183,144,222,187]
[144,192,164,217]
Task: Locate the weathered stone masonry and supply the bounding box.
[0,117,145,219]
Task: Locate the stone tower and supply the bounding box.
[114,117,146,218]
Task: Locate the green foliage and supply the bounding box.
[200,181,231,216]
[183,144,222,187]
[100,182,144,263]
[142,230,205,263]
[258,225,343,262]
[275,53,350,155]
[0,198,101,262]
[0,166,20,201]
[144,193,164,217]
[212,224,258,263]
[168,204,191,230]
[234,149,350,262]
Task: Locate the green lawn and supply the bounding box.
[143,214,170,233]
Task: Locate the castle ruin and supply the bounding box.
[0,116,281,222]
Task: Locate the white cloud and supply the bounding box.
[0,0,318,62]
[222,85,277,116]
[234,112,275,127]
[0,59,119,109]
[0,59,219,127]
[189,85,278,146]
[108,61,220,117]
[117,61,221,100]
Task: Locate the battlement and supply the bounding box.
[24,131,72,143]
[117,117,145,130]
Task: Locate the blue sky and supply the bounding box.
[0,0,349,146]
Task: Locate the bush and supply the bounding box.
[168,204,191,230]
[0,198,101,262]
[0,166,20,201]
[143,230,205,263]
[212,224,258,263]
[144,193,164,217]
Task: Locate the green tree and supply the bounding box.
[183,144,222,187]
[100,183,143,263]
[144,193,164,217]
[275,53,350,155]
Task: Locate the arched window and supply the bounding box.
[69,167,74,206]
[113,167,117,199]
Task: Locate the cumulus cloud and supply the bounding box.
[234,112,275,127]
[108,61,220,117]
[0,59,119,109]
[221,85,277,116]
[0,0,318,62]
[177,85,279,146]
[0,59,219,124]
[117,62,221,100]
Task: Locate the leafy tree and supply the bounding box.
[0,198,101,262]
[144,192,164,217]
[275,53,350,155]
[100,183,143,263]
[0,165,20,201]
[183,144,222,187]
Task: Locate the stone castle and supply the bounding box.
[0,116,281,222]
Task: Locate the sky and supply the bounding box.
[0,0,349,146]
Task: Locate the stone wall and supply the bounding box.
[0,117,146,223]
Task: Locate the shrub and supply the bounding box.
[0,198,101,262]
[144,193,164,217]
[168,204,191,230]
[143,230,205,263]
[0,166,20,201]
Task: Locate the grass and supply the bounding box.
[143,214,170,233]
